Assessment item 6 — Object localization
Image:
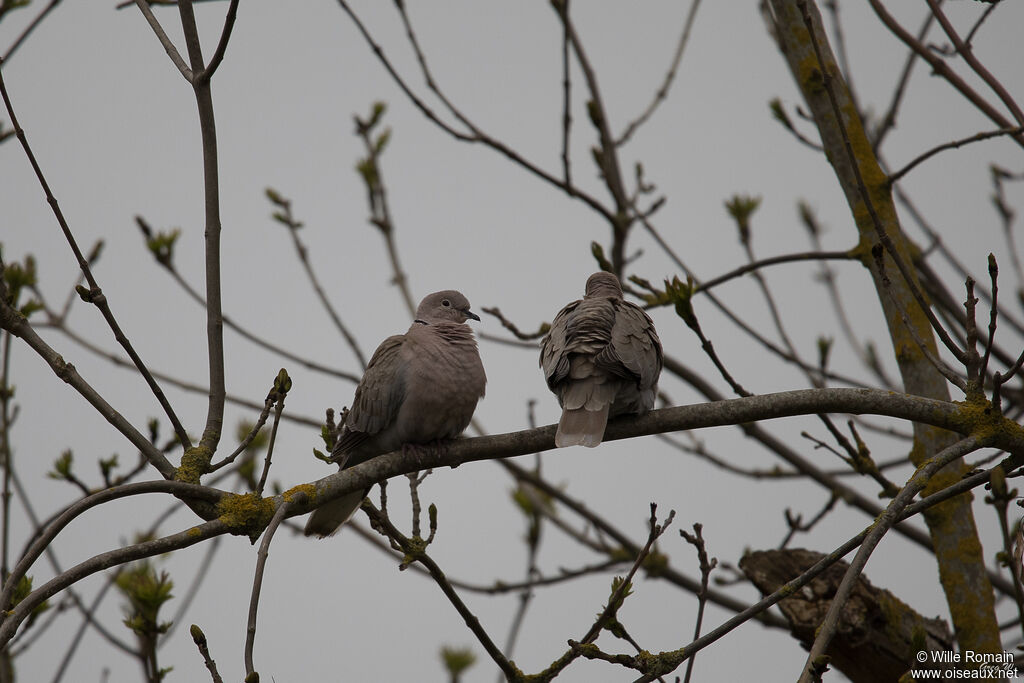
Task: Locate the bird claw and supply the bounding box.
[401,440,448,467]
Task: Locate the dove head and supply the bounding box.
[415,290,481,324]
[584,272,623,299]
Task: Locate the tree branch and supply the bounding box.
[0,63,192,453]
[797,436,981,682]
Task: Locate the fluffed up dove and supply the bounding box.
[540,272,662,448]
[304,290,486,537]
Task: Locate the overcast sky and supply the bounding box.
[2,1,1024,681]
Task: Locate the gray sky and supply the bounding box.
[2,1,1023,681]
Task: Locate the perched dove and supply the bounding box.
[540,272,662,448]
[304,290,486,537]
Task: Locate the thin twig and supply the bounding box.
[639,214,867,388]
[0,287,175,477]
[866,0,1024,150]
[695,249,852,294]
[480,307,548,341]
[48,316,321,428]
[799,203,897,388]
[769,99,824,151]
[0,61,192,453]
[585,507,674,649]
[872,247,969,392]
[499,401,545,677]
[616,0,702,146]
[131,0,193,80]
[979,258,1002,406]
[991,166,1024,296]
[985,468,1024,641]
[190,625,224,683]
[558,0,572,189]
[208,391,277,474]
[680,523,716,683]
[550,0,631,270]
[254,391,284,497]
[336,0,615,223]
[134,223,359,383]
[893,183,1024,338]
[964,0,1001,48]
[888,126,1024,184]
[0,328,13,587]
[872,7,936,150]
[245,495,298,677]
[197,0,239,83]
[733,203,806,377]
[779,494,839,549]
[353,106,416,316]
[265,190,367,367]
[364,500,518,680]
[500,460,785,626]
[1,0,63,62]
[924,0,1024,126]
[823,1,858,110]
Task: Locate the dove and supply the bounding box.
[304,290,486,537]
[540,272,662,448]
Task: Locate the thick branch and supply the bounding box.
[770,0,1000,653]
[289,388,1024,524]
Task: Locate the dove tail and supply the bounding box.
[303,489,368,538]
[555,404,611,448]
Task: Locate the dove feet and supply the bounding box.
[400,440,450,467]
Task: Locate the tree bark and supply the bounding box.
[741,549,953,683]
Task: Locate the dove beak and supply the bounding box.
[463,309,481,322]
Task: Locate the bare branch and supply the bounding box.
[480,306,549,341]
[0,516,228,648]
[797,436,980,683]
[924,0,1024,126]
[131,0,193,81]
[197,0,239,83]
[245,494,299,677]
[133,222,360,384]
[558,0,572,188]
[867,0,1024,150]
[888,126,1024,185]
[264,190,367,368]
[0,67,192,452]
[0,480,223,621]
[1,0,63,63]
[0,289,175,478]
[871,8,936,150]
[695,249,852,294]
[680,522,716,683]
[189,624,224,683]
[335,0,616,223]
[616,0,702,147]
[363,500,518,680]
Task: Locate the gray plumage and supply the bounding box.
[540,272,662,448]
[304,290,486,537]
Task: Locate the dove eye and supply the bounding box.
[441,299,451,307]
